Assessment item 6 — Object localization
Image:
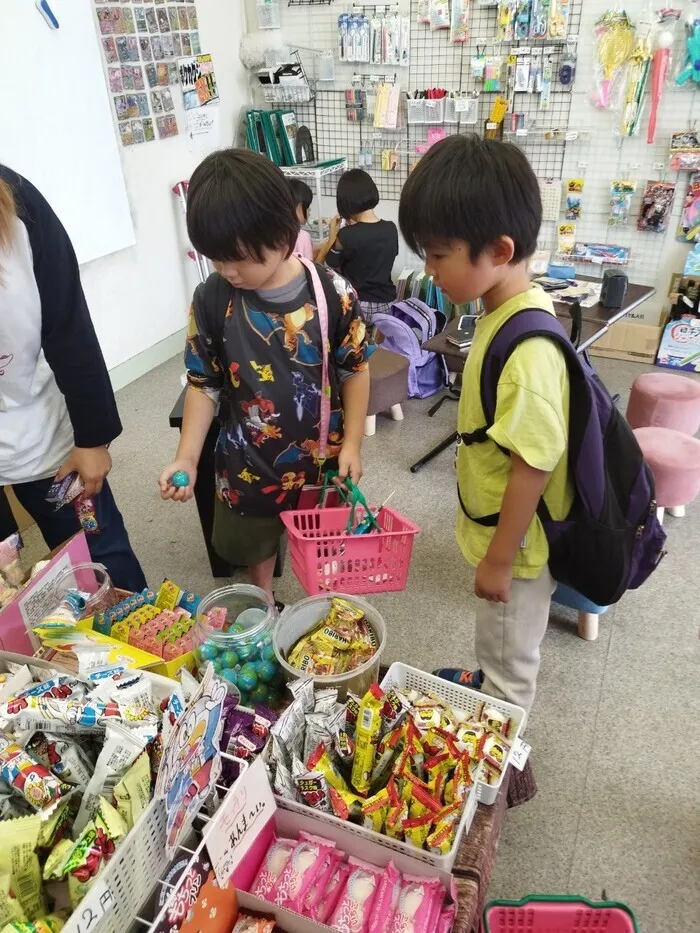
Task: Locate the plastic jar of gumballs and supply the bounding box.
[193,584,284,709]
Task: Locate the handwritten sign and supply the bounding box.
[186,108,220,154]
[509,737,531,771]
[205,757,275,887]
[68,879,115,933]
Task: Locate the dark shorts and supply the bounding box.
[212,496,285,568]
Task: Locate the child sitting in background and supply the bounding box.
[160,150,372,601]
[317,169,398,323]
[289,178,314,261]
[399,135,573,717]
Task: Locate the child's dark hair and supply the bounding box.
[186,148,299,262]
[336,169,379,219]
[289,178,313,220]
[399,135,542,263]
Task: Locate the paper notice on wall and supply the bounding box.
[186,107,220,154]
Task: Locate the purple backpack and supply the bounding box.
[457,309,666,606]
[372,299,448,399]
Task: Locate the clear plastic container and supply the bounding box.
[193,584,284,708]
[52,562,119,620]
[273,593,387,699]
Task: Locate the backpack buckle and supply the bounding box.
[459,427,489,446]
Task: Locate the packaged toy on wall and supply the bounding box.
[648,9,681,143]
[609,179,637,225]
[678,172,700,242]
[592,10,635,109]
[676,14,700,87]
[637,179,676,233]
[565,178,584,220]
[619,15,653,137]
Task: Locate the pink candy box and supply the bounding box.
[163,643,181,661]
[389,875,444,933]
[141,636,163,657]
[272,833,336,913]
[250,835,296,900]
[329,857,383,933]
[369,861,402,933]
[206,606,228,630]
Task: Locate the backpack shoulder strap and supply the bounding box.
[479,308,581,428]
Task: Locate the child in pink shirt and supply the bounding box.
[290,178,314,260]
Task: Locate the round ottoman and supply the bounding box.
[626,372,700,434]
[634,426,700,522]
[365,348,409,437]
[553,582,609,642]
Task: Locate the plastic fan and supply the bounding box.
[595,14,635,108]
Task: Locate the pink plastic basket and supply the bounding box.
[483,896,638,932]
[280,505,419,595]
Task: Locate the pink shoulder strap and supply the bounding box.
[297,256,331,464]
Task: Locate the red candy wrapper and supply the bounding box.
[329,856,383,933]
[0,735,70,814]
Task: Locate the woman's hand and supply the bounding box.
[158,458,198,502]
[56,446,112,498]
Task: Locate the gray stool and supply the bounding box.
[364,348,409,437]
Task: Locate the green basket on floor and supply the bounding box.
[484,895,639,932]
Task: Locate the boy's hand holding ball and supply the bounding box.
[159,459,197,502]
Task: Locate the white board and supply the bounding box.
[0,0,135,265]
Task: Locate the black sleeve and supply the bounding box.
[1,166,122,448]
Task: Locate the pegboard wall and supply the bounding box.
[250,0,700,321]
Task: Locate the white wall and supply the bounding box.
[80,0,251,374]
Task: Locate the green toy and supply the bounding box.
[676,22,700,86]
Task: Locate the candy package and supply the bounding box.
[285,598,377,677]
[329,857,382,933]
[231,915,275,933]
[0,533,24,587]
[0,737,70,815]
[389,875,443,933]
[251,835,296,900]
[271,833,336,912]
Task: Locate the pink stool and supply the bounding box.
[634,426,700,523]
[626,372,700,434]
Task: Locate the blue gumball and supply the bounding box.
[256,660,279,684]
[250,684,269,704]
[221,668,238,685]
[222,649,239,668]
[212,660,223,674]
[236,644,257,664]
[198,641,219,662]
[261,643,277,662]
[170,470,190,488]
[237,664,258,693]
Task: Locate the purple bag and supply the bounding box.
[457,308,666,606]
[372,299,448,399]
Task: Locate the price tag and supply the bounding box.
[509,737,531,771]
[72,880,116,933]
[206,757,276,888]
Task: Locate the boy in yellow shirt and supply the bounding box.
[399,135,573,714]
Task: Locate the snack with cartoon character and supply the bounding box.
[0,736,70,814]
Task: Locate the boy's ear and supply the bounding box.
[489,235,516,266]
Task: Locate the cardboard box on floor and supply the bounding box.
[0,531,93,656]
[589,320,662,363]
[148,757,458,933]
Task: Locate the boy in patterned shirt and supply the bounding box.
[160,150,372,600]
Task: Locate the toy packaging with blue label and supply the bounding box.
[656,316,700,371]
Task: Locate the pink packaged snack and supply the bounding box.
[313,860,351,924]
[368,861,402,933]
[250,835,296,900]
[329,856,383,933]
[302,848,342,918]
[389,875,443,933]
[436,904,455,933]
[271,832,335,911]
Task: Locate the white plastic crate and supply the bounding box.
[406,98,426,124]
[62,755,248,933]
[380,663,525,806]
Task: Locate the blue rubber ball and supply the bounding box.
[221,668,238,685]
[198,642,219,662]
[237,664,258,692]
[261,644,277,662]
[236,644,258,664]
[256,660,279,683]
[222,649,239,668]
[250,684,269,704]
[170,470,190,488]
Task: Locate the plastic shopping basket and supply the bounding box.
[281,503,419,595]
[483,895,638,932]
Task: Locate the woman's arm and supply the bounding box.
[315,215,342,264]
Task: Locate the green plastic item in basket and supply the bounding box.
[483,895,639,932]
[317,470,381,535]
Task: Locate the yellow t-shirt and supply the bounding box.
[456,286,574,578]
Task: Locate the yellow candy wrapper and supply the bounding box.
[329,787,363,822]
[0,815,45,922]
[360,787,390,833]
[113,750,151,831]
[0,874,26,929]
[306,744,349,794]
[0,916,64,933]
[351,684,384,796]
[401,810,434,849]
